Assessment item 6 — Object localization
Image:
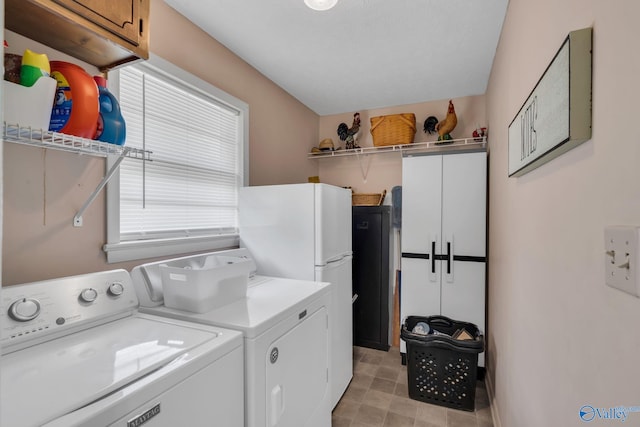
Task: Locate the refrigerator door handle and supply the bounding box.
[324,251,353,265]
[445,235,454,283]
[323,253,354,266]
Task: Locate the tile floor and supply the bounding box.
[332,346,493,427]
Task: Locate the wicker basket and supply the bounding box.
[370,113,416,146]
[352,190,386,206]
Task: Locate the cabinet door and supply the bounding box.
[401,155,442,255]
[401,155,443,354]
[440,151,486,325]
[6,0,149,69]
[400,257,441,320]
[53,0,142,45]
[441,261,485,331]
[441,152,487,259]
[352,207,390,351]
[440,151,486,366]
[440,260,486,367]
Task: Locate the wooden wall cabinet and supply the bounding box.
[6,0,149,71]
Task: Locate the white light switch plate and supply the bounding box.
[604,226,640,297]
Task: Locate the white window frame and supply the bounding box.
[103,54,249,263]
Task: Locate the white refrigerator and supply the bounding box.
[239,183,353,409]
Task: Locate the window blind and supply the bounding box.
[117,67,241,240]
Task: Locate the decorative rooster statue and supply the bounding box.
[423,100,458,144]
[423,116,438,134]
[337,112,361,149]
[435,100,457,142]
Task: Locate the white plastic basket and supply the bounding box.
[4,77,57,131]
[159,255,251,313]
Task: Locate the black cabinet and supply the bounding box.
[352,206,391,351]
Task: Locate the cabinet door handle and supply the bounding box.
[431,240,436,274]
[445,237,454,283]
[429,238,438,282]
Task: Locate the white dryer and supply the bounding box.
[0,269,244,427]
[131,249,332,427]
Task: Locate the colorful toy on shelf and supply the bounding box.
[49,61,99,139]
[20,49,50,87]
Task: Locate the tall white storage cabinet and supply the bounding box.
[400,150,487,367]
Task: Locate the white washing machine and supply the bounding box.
[131,249,333,427]
[0,269,244,427]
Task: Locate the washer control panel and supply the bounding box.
[1,269,138,352]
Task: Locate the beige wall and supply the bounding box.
[317,95,486,194]
[150,2,320,186]
[2,2,319,285]
[486,1,640,426]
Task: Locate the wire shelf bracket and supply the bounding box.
[73,152,128,227]
[3,123,152,227]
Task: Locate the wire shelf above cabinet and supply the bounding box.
[308,137,486,159]
[3,123,151,160]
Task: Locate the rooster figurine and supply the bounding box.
[435,100,457,143]
[337,112,361,149]
[423,116,439,134]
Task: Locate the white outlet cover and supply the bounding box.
[604,226,640,297]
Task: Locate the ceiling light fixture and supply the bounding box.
[304,0,338,11]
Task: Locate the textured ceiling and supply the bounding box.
[164,0,508,116]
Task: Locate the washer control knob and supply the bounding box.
[79,288,98,303]
[8,298,41,322]
[107,282,124,297]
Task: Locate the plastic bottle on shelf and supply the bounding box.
[93,76,126,145]
[20,49,50,87]
[49,61,99,139]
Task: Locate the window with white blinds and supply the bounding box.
[104,55,248,263]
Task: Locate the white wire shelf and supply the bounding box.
[308,136,486,159]
[3,122,152,227]
[3,122,151,161]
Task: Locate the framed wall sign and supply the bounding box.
[508,27,592,177]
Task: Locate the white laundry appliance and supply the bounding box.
[131,248,333,427]
[239,183,353,408]
[0,269,244,427]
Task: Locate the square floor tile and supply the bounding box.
[334,346,493,427]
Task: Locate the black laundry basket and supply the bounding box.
[401,315,484,411]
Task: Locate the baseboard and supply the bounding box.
[484,368,503,427]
